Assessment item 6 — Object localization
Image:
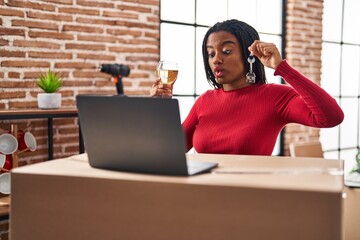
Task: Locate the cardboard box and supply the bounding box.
[11,153,344,240]
[343,186,360,240]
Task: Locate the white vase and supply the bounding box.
[37,93,61,109]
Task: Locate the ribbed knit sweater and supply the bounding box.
[182,60,344,155]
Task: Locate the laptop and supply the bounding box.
[76,95,218,176]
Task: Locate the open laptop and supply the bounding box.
[76,95,218,176]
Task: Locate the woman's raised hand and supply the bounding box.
[248,40,283,70]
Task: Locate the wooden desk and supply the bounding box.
[10,153,345,240]
[0,108,84,159]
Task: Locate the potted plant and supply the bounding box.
[35,69,62,109]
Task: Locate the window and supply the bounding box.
[321,0,360,173]
[160,0,285,155]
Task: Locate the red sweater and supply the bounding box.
[182,60,344,155]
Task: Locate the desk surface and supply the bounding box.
[13,153,344,193]
[0,108,77,119]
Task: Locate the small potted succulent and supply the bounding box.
[35,69,62,109]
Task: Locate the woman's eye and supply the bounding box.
[223,49,231,54]
[208,53,215,58]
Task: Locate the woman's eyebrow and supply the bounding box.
[207,40,236,48]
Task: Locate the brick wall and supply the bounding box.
[1,0,160,165]
[283,0,324,155]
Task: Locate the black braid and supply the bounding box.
[202,19,267,89]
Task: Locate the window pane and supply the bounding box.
[320,125,340,151]
[324,151,340,160]
[174,96,196,122]
[321,43,341,96]
[260,34,282,84]
[160,0,195,24]
[340,148,358,175]
[321,97,340,151]
[257,0,282,34]
[341,45,360,96]
[343,0,360,44]
[196,27,212,95]
[322,0,343,42]
[340,98,359,148]
[228,0,257,27]
[160,23,195,95]
[196,0,227,26]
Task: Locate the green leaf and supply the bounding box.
[35,69,62,93]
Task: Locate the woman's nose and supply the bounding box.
[213,54,223,64]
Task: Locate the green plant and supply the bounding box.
[350,149,360,174]
[35,69,62,93]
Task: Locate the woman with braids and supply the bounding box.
[150,19,344,155]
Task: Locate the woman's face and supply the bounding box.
[206,31,249,90]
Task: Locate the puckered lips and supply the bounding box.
[214,66,224,78]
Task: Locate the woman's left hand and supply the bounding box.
[248,40,283,70]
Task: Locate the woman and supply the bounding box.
[151,19,344,155]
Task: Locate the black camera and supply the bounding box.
[99,64,130,77]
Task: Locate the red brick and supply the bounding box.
[117,4,152,13]
[77,53,116,61]
[106,28,142,37]
[1,60,50,68]
[65,43,105,51]
[27,11,72,21]
[73,71,108,78]
[76,17,117,26]
[8,101,38,109]
[147,16,159,23]
[0,91,26,99]
[0,28,25,36]
[24,71,70,79]
[62,80,93,87]
[0,7,24,17]
[77,34,117,43]
[29,51,72,59]
[123,21,158,30]
[28,31,74,40]
[7,0,55,11]
[14,40,61,49]
[77,0,114,8]
[54,62,96,69]
[42,0,72,5]
[109,46,158,54]
[102,10,138,19]
[8,72,20,78]
[0,50,25,58]
[59,7,99,16]
[63,24,103,33]
[125,0,159,5]
[129,39,158,45]
[145,31,159,38]
[0,81,30,88]
[12,19,58,30]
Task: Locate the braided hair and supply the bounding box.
[202,19,267,89]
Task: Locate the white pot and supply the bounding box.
[37,93,61,109]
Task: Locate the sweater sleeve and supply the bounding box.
[274,60,344,128]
